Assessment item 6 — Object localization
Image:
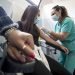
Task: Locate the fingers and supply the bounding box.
[23,33,34,49]
[13,31,34,50]
[26,56,35,62]
[22,44,35,59]
[7,30,34,49]
[65,48,69,54]
[7,46,17,60]
[7,45,26,63]
[11,39,35,59]
[61,46,69,54]
[12,47,26,63]
[7,30,35,59]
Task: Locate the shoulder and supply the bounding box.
[63,17,74,24]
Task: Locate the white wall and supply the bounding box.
[0,0,30,22]
[0,0,12,17]
[11,0,30,22]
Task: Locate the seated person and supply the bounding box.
[0,6,52,75]
[0,6,71,75]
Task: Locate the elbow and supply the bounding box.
[59,35,66,41]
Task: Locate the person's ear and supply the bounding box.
[59,10,61,16]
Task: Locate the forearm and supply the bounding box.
[50,31,63,40]
[41,27,58,40]
[40,30,62,48]
[49,35,58,41]
[43,35,62,48]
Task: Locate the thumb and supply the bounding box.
[23,34,34,49]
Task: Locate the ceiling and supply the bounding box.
[40,0,64,8]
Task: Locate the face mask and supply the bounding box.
[52,14,59,21]
[34,17,42,27]
[34,17,40,24]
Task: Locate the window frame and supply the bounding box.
[26,0,42,7]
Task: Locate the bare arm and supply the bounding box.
[39,29,61,47]
[41,27,69,41]
[41,27,57,41]
[39,29,69,53]
[50,31,69,41]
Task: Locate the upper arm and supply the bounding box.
[59,20,73,40]
[39,29,47,39]
[39,28,52,42]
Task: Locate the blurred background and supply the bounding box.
[0,0,75,62]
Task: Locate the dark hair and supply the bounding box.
[52,5,69,18]
[18,5,40,45]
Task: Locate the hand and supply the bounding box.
[6,29,35,58]
[7,44,26,63]
[7,44,35,63]
[60,45,69,54]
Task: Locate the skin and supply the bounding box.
[7,8,69,63]
[36,11,69,54]
[39,28,68,54]
[6,29,35,63]
[50,9,69,41]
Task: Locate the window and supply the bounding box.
[26,0,41,6]
[30,0,40,5]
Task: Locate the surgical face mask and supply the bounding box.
[34,17,42,27]
[52,14,59,21]
[34,17,40,24]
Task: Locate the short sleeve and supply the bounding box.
[61,19,73,33]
